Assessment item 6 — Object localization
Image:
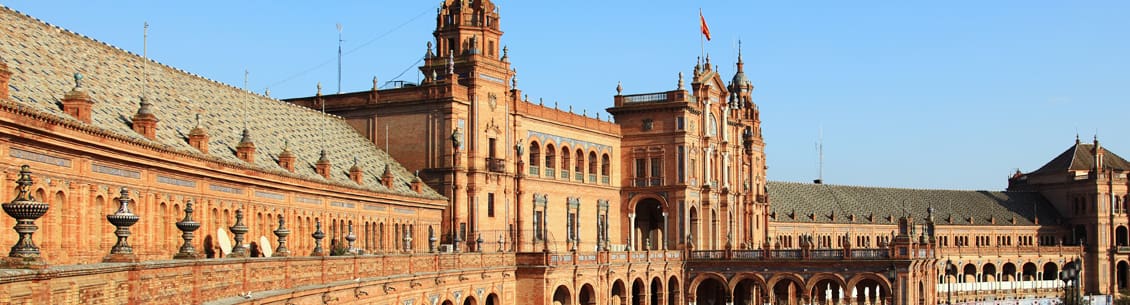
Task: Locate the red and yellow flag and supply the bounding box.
[700,10,712,41]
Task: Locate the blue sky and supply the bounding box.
[6,1,1127,190]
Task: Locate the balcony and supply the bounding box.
[1118,246,1130,254]
[633,177,664,187]
[588,174,596,183]
[486,158,505,173]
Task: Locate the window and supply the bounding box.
[635,159,646,178]
[676,117,685,130]
[601,154,611,176]
[650,157,662,182]
[568,213,577,241]
[642,119,653,131]
[534,211,544,240]
[545,144,556,169]
[487,193,495,217]
[677,146,685,183]
[529,141,540,165]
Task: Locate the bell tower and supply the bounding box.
[425,0,506,79]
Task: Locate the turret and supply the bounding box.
[131,96,158,140]
[61,73,95,123]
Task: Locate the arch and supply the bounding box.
[650,277,663,305]
[731,274,766,305]
[486,293,500,305]
[694,275,728,305]
[463,295,478,305]
[1002,263,1018,282]
[611,279,627,305]
[633,197,666,250]
[982,263,997,282]
[769,274,805,305]
[579,283,597,305]
[442,301,455,305]
[848,275,891,305]
[560,145,571,174]
[689,207,700,249]
[1042,262,1059,281]
[574,148,584,175]
[601,153,611,176]
[545,143,556,170]
[530,141,541,167]
[1022,262,1038,281]
[1118,226,1128,247]
[668,276,681,305]
[962,263,977,283]
[632,278,646,305]
[805,273,848,297]
[1119,261,1129,291]
[553,285,572,305]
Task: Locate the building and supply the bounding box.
[0,1,1120,305]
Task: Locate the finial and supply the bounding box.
[511,68,518,89]
[372,76,378,90]
[264,87,270,97]
[616,81,623,95]
[678,72,684,90]
[73,73,84,88]
[502,45,509,61]
[431,70,438,82]
[136,96,154,115]
[738,40,744,64]
[283,139,290,151]
[1076,133,1081,144]
[539,98,543,106]
[447,52,455,75]
[524,94,528,102]
[426,41,434,58]
[194,113,202,128]
[316,82,322,95]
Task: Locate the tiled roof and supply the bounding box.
[0,6,443,200]
[1029,142,1130,175]
[767,182,1059,226]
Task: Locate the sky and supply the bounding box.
[5,1,1128,191]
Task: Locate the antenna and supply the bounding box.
[337,23,344,94]
[142,22,149,99]
[243,69,249,91]
[814,126,824,184]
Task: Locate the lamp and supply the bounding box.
[944,259,957,305]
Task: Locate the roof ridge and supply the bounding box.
[767,180,995,192]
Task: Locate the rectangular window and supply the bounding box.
[534,211,543,240]
[635,158,646,178]
[487,193,495,217]
[568,213,577,240]
[650,157,662,186]
[676,117,685,130]
[677,146,685,183]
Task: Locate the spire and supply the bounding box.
[501,45,509,62]
[425,41,435,59]
[677,72,685,90]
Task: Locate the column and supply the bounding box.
[628,213,636,251]
[662,211,669,250]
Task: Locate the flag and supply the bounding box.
[700,10,712,41]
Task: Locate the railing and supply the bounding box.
[601,176,610,185]
[561,169,569,179]
[622,93,668,103]
[546,168,555,178]
[810,249,844,260]
[688,248,895,261]
[852,249,889,259]
[588,174,597,183]
[1117,246,1130,254]
[631,177,664,187]
[516,250,684,267]
[529,166,540,176]
[938,245,1081,258]
[486,158,506,173]
[732,250,763,260]
[771,249,802,259]
[692,250,726,260]
[575,171,583,182]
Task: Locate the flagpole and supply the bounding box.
[699,8,704,61]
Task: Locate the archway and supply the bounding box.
[553,285,572,305]
[982,263,997,282]
[1022,263,1038,281]
[486,293,499,305]
[852,278,889,305]
[442,301,454,305]
[811,278,845,305]
[579,284,596,305]
[634,198,665,250]
[696,277,728,305]
[1002,263,1017,282]
[733,277,765,305]
[650,277,663,305]
[463,296,477,305]
[632,279,646,305]
[668,276,681,305]
[772,277,804,305]
[962,264,977,283]
[612,280,627,305]
[1119,261,1129,290]
[1042,262,1059,281]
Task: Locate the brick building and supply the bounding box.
[0,1,1121,305]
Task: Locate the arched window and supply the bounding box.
[545,144,556,169]
[574,149,584,174]
[561,146,571,173]
[529,141,540,166]
[588,151,598,175]
[601,153,611,175]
